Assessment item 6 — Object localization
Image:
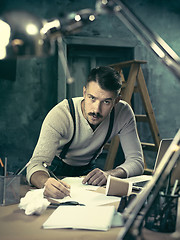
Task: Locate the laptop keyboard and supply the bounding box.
[133,180,149,187]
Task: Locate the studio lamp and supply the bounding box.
[0,9,96,60]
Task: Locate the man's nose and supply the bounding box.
[94,101,101,113]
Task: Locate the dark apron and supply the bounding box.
[49,156,96,177]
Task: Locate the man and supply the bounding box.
[27,66,144,199]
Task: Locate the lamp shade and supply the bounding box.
[0,9,96,60]
[0,11,60,59]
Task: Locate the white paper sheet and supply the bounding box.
[123,175,152,184]
[52,177,121,206]
[62,177,99,191]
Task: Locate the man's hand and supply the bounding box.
[30,171,71,199]
[82,167,128,186]
[82,168,108,186]
[43,177,71,199]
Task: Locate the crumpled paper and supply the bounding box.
[19,188,50,215]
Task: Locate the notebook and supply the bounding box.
[42,205,117,231]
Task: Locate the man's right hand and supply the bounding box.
[30,171,71,199]
[44,177,71,199]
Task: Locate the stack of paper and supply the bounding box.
[43,177,124,231]
[123,175,152,184]
[43,205,116,231]
[51,177,121,206]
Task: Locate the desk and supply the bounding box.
[0,185,177,240]
[0,203,122,240]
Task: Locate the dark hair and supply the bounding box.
[86,66,122,95]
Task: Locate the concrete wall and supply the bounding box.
[0,0,179,172]
[128,0,180,137]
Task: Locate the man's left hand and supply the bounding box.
[82,168,108,186]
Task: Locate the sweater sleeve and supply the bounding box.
[115,102,144,177]
[26,100,73,184]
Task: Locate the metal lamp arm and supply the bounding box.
[96,0,180,81]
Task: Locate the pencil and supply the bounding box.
[0,158,4,167]
[0,158,4,176]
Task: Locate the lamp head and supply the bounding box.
[0,11,60,60]
[0,9,96,60]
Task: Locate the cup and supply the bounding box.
[145,192,179,233]
[105,175,132,197]
[0,174,21,206]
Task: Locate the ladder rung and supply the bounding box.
[121,83,138,93]
[135,114,148,122]
[110,60,147,68]
[141,142,157,151]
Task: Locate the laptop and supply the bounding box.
[153,139,172,171]
[133,139,180,187]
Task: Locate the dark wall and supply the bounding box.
[0,0,179,172]
[0,56,58,172]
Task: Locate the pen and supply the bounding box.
[43,162,59,181]
[43,162,71,197]
[48,201,85,208]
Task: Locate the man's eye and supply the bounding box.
[104,101,110,105]
[89,96,95,100]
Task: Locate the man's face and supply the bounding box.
[82,81,119,128]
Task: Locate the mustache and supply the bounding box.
[88,112,103,118]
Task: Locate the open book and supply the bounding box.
[43,205,117,231]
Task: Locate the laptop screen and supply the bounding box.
[153,139,172,171]
[153,139,180,185]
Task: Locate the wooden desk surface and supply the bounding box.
[0,185,177,240]
[0,203,122,240]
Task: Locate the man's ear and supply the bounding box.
[83,86,86,98]
[115,95,121,104]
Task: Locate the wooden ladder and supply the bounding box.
[104,60,161,173]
